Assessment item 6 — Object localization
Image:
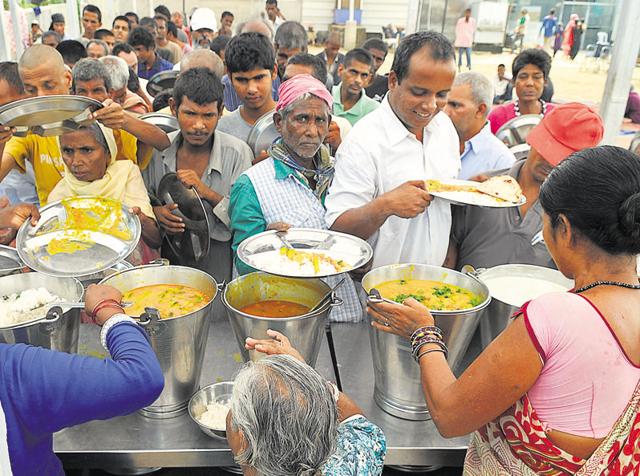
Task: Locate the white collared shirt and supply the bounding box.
[325,97,461,268]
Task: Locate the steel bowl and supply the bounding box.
[188,382,234,439]
[496,114,541,147]
[0,245,23,277]
[246,111,279,157]
[139,113,179,134]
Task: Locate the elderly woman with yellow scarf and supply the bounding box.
[48,123,161,263]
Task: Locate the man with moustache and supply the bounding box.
[326,32,459,269]
[143,68,253,283]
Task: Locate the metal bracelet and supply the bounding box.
[411,335,446,354]
[412,339,448,362]
[100,315,140,352]
[417,347,447,361]
[411,325,443,343]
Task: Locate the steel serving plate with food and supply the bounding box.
[0,95,102,137]
[16,196,141,278]
[426,176,526,208]
[237,228,373,278]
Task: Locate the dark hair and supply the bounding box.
[209,36,230,56]
[128,27,155,50]
[42,31,61,44]
[391,31,454,83]
[225,32,275,75]
[266,0,278,5]
[56,40,87,66]
[172,67,224,110]
[125,12,139,24]
[166,21,178,38]
[94,29,114,40]
[221,11,234,19]
[82,4,102,23]
[113,15,131,29]
[0,62,25,94]
[344,48,373,68]
[154,15,167,25]
[498,63,505,68]
[154,5,171,21]
[362,38,388,55]
[112,42,134,56]
[49,13,65,31]
[274,21,308,51]
[152,90,172,111]
[286,53,327,84]
[139,17,157,30]
[512,48,551,79]
[540,146,640,255]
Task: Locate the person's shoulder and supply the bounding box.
[216,130,253,158]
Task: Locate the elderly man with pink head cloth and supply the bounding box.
[229,74,362,322]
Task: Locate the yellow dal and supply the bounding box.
[375,279,483,311]
[123,284,210,319]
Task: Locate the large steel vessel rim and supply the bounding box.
[362,263,491,316]
[222,282,333,322]
[98,264,218,321]
[0,273,83,329]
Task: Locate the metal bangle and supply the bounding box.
[417,347,447,361]
[411,325,443,342]
[413,340,448,361]
[411,335,446,354]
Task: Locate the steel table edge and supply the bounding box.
[56,448,237,468]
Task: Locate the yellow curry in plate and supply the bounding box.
[123,284,211,319]
[375,279,483,311]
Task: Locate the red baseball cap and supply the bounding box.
[526,102,604,166]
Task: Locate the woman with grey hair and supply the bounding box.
[227,330,386,475]
[99,55,149,114]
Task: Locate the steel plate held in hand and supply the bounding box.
[0,95,103,137]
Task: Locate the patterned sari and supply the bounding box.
[464,364,640,475]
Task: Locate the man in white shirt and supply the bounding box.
[325,32,459,268]
[445,71,515,179]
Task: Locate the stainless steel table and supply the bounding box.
[55,316,469,470]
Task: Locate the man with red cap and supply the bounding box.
[445,102,604,270]
[229,74,361,322]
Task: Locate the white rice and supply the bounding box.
[0,287,62,327]
[197,400,230,430]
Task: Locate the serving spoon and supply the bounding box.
[300,277,346,317]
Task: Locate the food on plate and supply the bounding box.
[426,175,523,203]
[375,279,484,311]
[61,197,132,241]
[279,247,349,274]
[122,284,211,318]
[240,300,310,318]
[46,231,94,255]
[197,400,230,430]
[0,287,62,327]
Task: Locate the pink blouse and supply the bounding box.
[524,292,640,438]
[488,101,556,134]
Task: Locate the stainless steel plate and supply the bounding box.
[496,114,541,147]
[146,70,179,97]
[237,228,373,278]
[157,173,210,265]
[16,196,141,278]
[429,178,526,208]
[246,111,279,157]
[140,112,179,133]
[0,95,103,137]
[0,245,22,277]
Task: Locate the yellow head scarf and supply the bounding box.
[48,123,154,218]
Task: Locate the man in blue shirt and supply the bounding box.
[539,9,557,54]
[128,26,173,80]
[444,71,515,179]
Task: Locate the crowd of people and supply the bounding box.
[0,1,639,475]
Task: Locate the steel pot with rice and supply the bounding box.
[362,264,490,421]
[0,272,83,352]
[99,263,220,419]
[465,264,574,348]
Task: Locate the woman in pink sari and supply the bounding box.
[562,14,579,57]
[369,145,640,475]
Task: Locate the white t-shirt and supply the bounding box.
[325,97,461,268]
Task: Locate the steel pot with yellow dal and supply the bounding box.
[99,264,220,418]
[362,264,490,421]
[223,272,340,366]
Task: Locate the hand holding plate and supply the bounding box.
[153,203,185,235]
[93,98,125,130]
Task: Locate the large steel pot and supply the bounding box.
[468,264,573,348]
[0,272,83,352]
[222,272,339,367]
[100,264,219,419]
[362,264,490,421]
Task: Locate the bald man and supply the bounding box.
[178,49,224,77]
[0,45,170,204]
[238,19,274,41]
